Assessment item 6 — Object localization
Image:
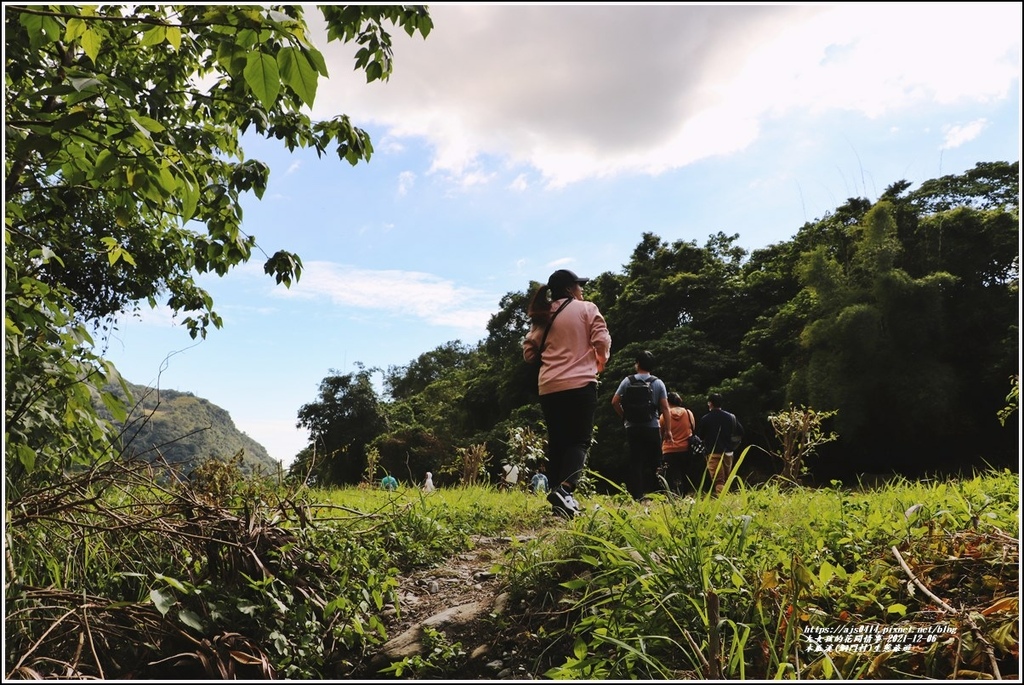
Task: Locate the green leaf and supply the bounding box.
[52,110,92,132]
[64,17,87,42]
[822,657,834,679]
[150,588,175,616]
[12,444,35,472]
[307,46,329,77]
[132,115,166,133]
[154,573,188,592]
[155,164,178,195]
[243,52,280,110]
[80,29,103,64]
[69,76,102,92]
[138,26,166,48]
[180,176,199,220]
[165,25,181,50]
[365,60,383,83]
[819,560,835,586]
[94,149,118,178]
[886,603,907,616]
[278,47,318,107]
[178,610,205,631]
[101,390,127,423]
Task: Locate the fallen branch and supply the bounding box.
[891,545,1002,680]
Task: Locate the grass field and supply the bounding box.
[4,460,1018,679]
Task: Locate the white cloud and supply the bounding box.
[286,160,302,175]
[276,262,497,331]
[454,169,495,190]
[508,174,529,192]
[397,170,415,196]
[377,136,406,155]
[941,119,988,150]
[307,4,1020,189]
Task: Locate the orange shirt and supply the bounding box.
[660,406,695,454]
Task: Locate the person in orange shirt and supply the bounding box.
[523,269,611,519]
[659,392,699,495]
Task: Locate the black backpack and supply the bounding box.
[621,375,659,423]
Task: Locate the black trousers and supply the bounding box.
[539,382,598,492]
[663,449,704,495]
[625,425,662,500]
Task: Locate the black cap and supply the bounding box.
[547,269,589,290]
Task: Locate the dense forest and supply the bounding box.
[289,161,1020,492]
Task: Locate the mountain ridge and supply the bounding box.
[102,376,282,477]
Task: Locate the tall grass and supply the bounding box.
[499,465,1019,680]
[6,461,1016,680]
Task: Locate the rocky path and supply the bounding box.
[363,534,542,679]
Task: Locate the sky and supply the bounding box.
[100,3,1022,467]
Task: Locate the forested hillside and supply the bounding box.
[290,162,1020,491]
[101,380,280,477]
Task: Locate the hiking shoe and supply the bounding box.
[550,504,575,519]
[548,487,581,518]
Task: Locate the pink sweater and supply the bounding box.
[523,298,612,395]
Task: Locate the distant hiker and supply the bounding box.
[501,463,520,490]
[523,268,611,519]
[612,350,670,501]
[423,471,435,493]
[381,474,398,491]
[660,391,699,495]
[697,393,744,496]
[530,467,549,494]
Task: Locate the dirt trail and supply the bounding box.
[359,533,543,679]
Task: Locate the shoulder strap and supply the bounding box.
[538,297,573,360]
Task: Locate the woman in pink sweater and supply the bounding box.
[523,269,611,518]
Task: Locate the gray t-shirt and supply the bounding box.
[614,373,667,428]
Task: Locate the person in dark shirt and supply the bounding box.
[697,393,743,496]
[611,350,670,501]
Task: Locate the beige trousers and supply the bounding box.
[706,451,734,496]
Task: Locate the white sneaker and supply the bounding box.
[547,487,581,518]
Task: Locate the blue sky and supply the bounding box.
[101,3,1022,466]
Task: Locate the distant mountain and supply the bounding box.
[102,378,282,477]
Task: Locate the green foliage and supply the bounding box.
[996,374,1018,427]
[293,366,388,486]
[378,625,467,678]
[4,4,431,493]
[3,260,126,495]
[503,425,546,487]
[6,464,1016,680]
[510,469,1019,680]
[363,445,382,484]
[767,405,839,483]
[304,162,1017,488]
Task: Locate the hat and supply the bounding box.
[547,268,589,290]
